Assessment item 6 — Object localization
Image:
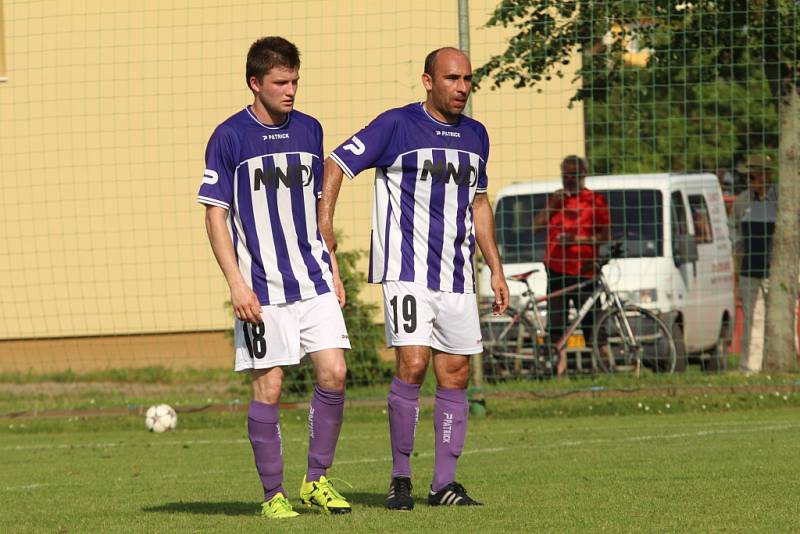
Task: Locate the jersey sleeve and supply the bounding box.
[197,125,239,209]
[476,125,490,194]
[329,110,398,179]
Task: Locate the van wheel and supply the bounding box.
[704,327,729,373]
[671,322,688,372]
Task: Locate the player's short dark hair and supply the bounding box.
[561,155,588,175]
[246,36,301,87]
[424,48,442,76]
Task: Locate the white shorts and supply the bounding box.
[382,280,483,355]
[233,292,351,372]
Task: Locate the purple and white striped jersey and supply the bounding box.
[330,103,489,293]
[198,107,333,305]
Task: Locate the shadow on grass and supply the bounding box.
[345,491,427,509]
[141,493,407,515]
[142,501,256,516]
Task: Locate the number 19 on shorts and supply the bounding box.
[390,295,417,334]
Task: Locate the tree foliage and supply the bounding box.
[475,0,795,175]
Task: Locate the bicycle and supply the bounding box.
[480,245,678,378]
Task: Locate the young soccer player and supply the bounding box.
[198,36,351,519]
[318,47,509,509]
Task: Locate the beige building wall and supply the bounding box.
[0,0,583,341]
[0,2,6,81]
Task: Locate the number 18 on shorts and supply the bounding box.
[233,293,350,371]
[382,280,483,355]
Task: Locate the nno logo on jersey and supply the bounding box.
[252,161,314,190]
[419,158,478,186]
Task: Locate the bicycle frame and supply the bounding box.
[511,270,643,371]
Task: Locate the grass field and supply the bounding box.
[3,395,800,533]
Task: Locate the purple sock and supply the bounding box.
[388,376,421,479]
[306,384,345,482]
[247,400,284,501]
[431,387,468,492]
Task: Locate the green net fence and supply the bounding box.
[0,0,797,414]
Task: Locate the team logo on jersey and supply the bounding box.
[419,158,478,186]
[342,135,366,155]
[202,169,219,185]
[250,155,314,191]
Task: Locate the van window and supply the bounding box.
[671,191,689,237]
[494,189,663,263]
[687,194,713,244]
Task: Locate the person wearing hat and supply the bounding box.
[729,154,778,372]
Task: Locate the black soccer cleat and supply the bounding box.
[427,481,483,506]
[385,476,414,510]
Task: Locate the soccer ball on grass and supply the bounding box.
[145,404,177,433]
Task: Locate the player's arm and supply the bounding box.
[318,158,346,306]
[473,193,509,315]
[204,205,262,324]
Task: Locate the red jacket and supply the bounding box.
[544,189,610,277]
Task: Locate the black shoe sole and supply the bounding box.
[428,501,483,506]
[385,504,414,511]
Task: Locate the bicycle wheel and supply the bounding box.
[592,305,677,374]
[480,308,553,379]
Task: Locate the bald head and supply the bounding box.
[424,47,469,77]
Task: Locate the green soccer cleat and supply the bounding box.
[261,492,300,519]
[299,475,352,514]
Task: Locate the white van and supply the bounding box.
[478,173,736,371]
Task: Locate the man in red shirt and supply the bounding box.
[533,156,610,375]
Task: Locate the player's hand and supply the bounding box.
[329,253,347,308]
[230,283,262,324]
[491,272,509,315]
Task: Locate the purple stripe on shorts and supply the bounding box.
[237,164,270,304]
[451,151,471,293]
[399,153,417,281]
[264,155,301,302]
[426,150,447,289]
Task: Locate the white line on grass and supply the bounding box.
[2,416,795,453]
[3,422,798,492]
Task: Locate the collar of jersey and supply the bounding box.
[245,106,291,129]
[420,102,460,128]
